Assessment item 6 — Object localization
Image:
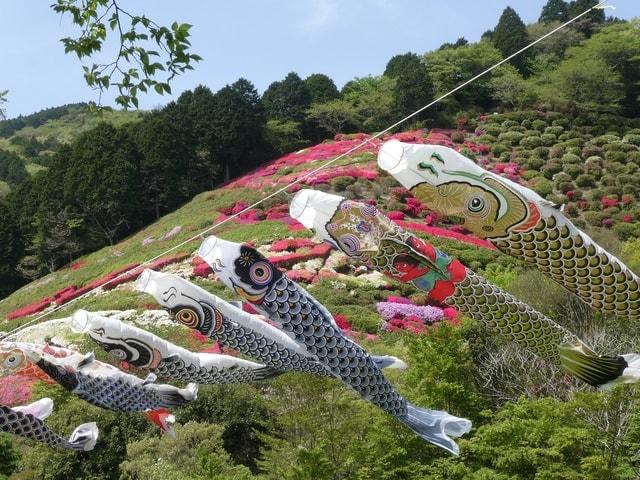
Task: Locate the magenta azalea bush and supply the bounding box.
[376,301,445,323]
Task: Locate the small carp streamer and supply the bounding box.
[70,309,282,384]
[14,344,197,413]
[136,269,331,376]
[377,140,640,322]
[1,398,98,451]
[198,235,472,455]
[288,189,640,388]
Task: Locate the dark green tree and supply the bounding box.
[304,74,339,104]
[0,200,24,297]
[135,107,196,220]
[208,78,267,182]
[493,6,531,75]
[262,72,311,124]
[437,37,469,50]
[384,53,434,121]
[568,0,605,36]
[0,150,28,186]
[539,0,569,23]
[63,123,142,246]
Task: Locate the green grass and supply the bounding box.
[0,180,10,197]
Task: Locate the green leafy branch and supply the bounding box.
[52,0,202,109]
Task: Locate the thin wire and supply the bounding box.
[0,0,608,341]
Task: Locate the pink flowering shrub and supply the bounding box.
[0,376,35,405]
[286,269,316,283]
[386,211,405,221]
[376,302,445,323]
[270,238,316,252]
[385,295,414,305]
[395,221,496,250]
[269,243,333,268]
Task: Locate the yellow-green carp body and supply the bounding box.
[289,189,639,389]
[377,140,640,323]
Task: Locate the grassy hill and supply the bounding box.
[0,105,140,196]
[2,114,640,479]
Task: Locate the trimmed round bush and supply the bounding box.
[491,143,509,156]
[531,146,549,160]
[563,164,585,179]
[544,126,564,136]
[551,118,569,128]
[623,134,640,146]
[581,144,602,159]
[498,131,525,145]
[531,177,553,198]
[592,134,620,146]
[575,174,596,188]
[330,176,356,191]
[520,136,543,148]
[540,133,557,146]
[583,211,606,227]
[561,153,581,165]
[614,223,640,240]
[451,131,465,143]
[502,120,519,128]
[527,157,545,170]
[522,170,540,181]
[542,161,563,179]
[549,146,564,159]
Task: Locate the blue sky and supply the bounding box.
[1,1,634,118]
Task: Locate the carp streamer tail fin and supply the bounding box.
[559,344,628,387]
[372,355,408,370]
[69,422,99,451]
[254,366,284,380]
[402,404,471,455]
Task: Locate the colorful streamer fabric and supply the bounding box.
[289,189,638,388]
[377,140,640,321]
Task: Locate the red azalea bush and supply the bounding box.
[386,211,406,221]
[269,243,333,268]
[286,269,316,283]
[7,298,52,320]
[69,260,86,271]
[601,196,619,208]
[270,238,317,252]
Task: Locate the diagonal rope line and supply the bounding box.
[0,0,608,340]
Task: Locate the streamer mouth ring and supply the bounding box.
[135,268,153,293]
[377,140,406,172]
[289,190,311,220]
[197,236,219,259]
[70,310,90,333]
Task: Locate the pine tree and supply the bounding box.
[568,0,605,36]
[539,0,569,23]
[304,73,339,104]
[384,53,434,121]
[493,6,531,75]
[261,72,311,124]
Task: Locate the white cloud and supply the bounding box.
[299,0,339,31]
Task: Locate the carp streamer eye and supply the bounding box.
[4,353,21,368]
[249,262,273,285]
[110,349,128,360]
[468,197,485,213]
[175,308,200,328]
